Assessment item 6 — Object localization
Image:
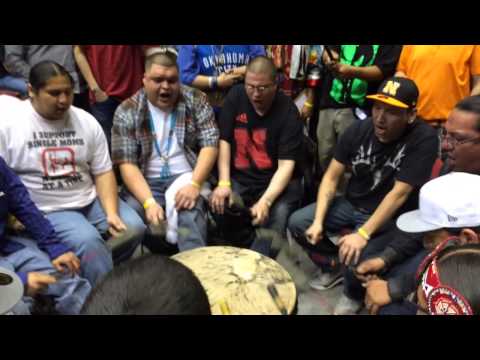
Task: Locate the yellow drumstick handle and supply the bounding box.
[218,299,231,315]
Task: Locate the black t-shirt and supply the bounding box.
[319,45,402,110]
[334,118,438,214]
[219,84,303,199]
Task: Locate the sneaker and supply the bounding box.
[333,294,362,315]
[308,268,344,291]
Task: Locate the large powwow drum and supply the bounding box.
[172,246,297,315]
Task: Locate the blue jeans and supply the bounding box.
[378,249,429,315]
[45,197,146,286]
[90,97,121,151]
[288,196,371,241]
[121,176,208,252]
[0,75,27,96]
[377,300,420,315]
[343,224,398,300]
[0,238,91,315]
[234,179,302,237]
[287,196,372,271]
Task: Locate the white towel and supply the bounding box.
[165,172,211,244]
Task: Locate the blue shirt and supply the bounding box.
[178,45,266,85]
[0,156,70,283]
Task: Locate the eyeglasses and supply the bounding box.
[245,83,275,93]
[441,128,480,148]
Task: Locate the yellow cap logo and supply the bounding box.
[382,80,401,96]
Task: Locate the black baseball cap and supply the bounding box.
[367,76,419,109]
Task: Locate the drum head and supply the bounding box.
[173,246,296,315]
[0,267,23,315]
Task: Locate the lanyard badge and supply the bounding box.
[149,110,177,179]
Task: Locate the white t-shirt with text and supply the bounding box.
[0,99,112,213]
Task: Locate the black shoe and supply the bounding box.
[107,228,141,265]
[143,222,178,256]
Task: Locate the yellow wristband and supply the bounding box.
[357,227,370,241]
[190,180,201,189]
[143,198,157,210]
[218,181,231,188]
[304,101,313,108]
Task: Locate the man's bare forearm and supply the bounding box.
[73,46,100,91]
[119,163,154,206]
[260,160,295,204]
[313,159,345,224]
[361,181,412,237]
[217,140,231,182]
[94,170,119,217]
[313,176,337,224]
[191,75,213,91]
[350,65,383,81]
[192,147,218,185]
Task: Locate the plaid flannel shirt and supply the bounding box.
[112,85,219,174]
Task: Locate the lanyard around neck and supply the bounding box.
[148,109,177,160]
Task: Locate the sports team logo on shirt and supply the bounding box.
[234,128,272,170]
[235,113,248,124]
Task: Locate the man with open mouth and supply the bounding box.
[288,76,438,315]
[112,49,219,255]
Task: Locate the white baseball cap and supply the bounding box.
[0,267,23,315]
[397,172,480,233]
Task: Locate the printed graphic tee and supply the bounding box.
[0,99,112,213]
[178,45,266,84]
[334,118,438,214]
[219,85,302,200]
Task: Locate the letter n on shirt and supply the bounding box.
[234,128,272,169]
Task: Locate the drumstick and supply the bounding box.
[267,284,288,315]
[218,299,231,315]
